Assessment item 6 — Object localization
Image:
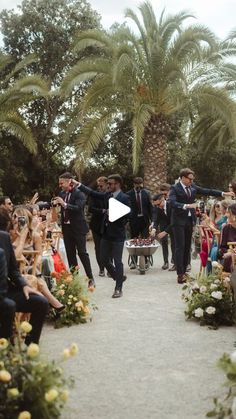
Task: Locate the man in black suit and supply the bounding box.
[150,193,175,270]
[127,177,152,268]
[88,176,108,277]
[53,172,95,288]
[0,231,48,344]
[74,174,130,298]
[169,168,233,284]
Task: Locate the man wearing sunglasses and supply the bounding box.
[0,196,14,214]
[169,168,234,284]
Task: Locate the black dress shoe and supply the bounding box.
[168,265,176,271]
[88,278,96,288]
[177,275,186,284]
[99,270,105,277]
[186,264,191,272]
[162,262,169,270]
[123,275,127,282]
[112,289,123,298]
[55,305,66,313]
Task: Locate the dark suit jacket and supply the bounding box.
[79,185,130,241]
[152,201,172,234]
[169,182,222,226]
[0,231,27,296]
[88,194,106,235]
[127,188,152,225]
[59,187,89,234]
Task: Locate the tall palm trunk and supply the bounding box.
[143,113,169,194]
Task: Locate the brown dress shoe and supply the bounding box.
[177,275,186,284]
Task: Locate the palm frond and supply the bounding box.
[0,112,37,154]
[72,29,111,53]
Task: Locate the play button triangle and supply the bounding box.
[108,197,130,222]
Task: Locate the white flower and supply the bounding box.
[200,286,207,293]
[232,397,236,418]
[205,306,216,315]
[192,282,200,290]
[211,291,223,300]
[230,351,236,364]
[194,308,204,318]
[210,283,218,290]
[45,389,59,403]
[224,277,231,284]
[27,343,40,358]
[212,261,219,267]
[214,279,221,285]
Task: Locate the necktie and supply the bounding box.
[64,192,70,223]
[186,187,191,199]
[136,191,142,214]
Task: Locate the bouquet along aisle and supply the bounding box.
[0,322,77,419]
[50,267,97,328]
[182,262,235,328]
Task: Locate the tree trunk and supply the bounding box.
[143,113,169,194]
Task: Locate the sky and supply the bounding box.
[0,0,235,40]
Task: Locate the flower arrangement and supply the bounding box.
[207,351,236,418]
[182,262,235,328]
[0,322,77,419]
[50,267,96,328]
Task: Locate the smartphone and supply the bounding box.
[46,230,52,239]
[18,216,26,229]
[199,201,205,213]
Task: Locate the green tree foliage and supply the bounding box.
[0,0,101,200]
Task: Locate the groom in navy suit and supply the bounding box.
[169,168,233,284]
[74,175,130,299]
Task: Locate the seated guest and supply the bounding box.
[0,231,48,344]
[209,200,227,231]
[0,208,64,312]
[218,203,236,272]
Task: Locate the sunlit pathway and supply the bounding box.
[42,242,235,419]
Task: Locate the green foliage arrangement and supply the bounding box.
[207,352,236,418]
[50,268,96,328]
[182,263,235,328]
[0,323,77,419]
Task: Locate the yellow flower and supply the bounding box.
[0,338,8,350]
[0,370,11,382]
[58,290,65,296]
[68,295,73,299]
[83,306,90,315]
[73,297,77,301]
[69,343,78,356]
[7,388,19,397]
[63,349,71,359]
[27,343,40,358]
[45,388,59,402]
[20,321,32,334]
[67,301,72,305]
[60,389,69,402]
[18,411,31,419]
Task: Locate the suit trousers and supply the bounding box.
[161,235,169,264]
[92,230,104,271]
[0,292,48,344]
[172,218,193,275]
[130,216,149,238]
[100,239,124,290]
[62,225,93,279]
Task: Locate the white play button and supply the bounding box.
[108,198,130,222]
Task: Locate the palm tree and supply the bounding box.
[61,1,236,191]
[0,52,48,154]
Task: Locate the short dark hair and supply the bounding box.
[0,208,11,231]
[0,196,9,206]
[108,174,123,185]
[153,193,164,201]
[228,203,236,216]
[160,183,171,191]
[179,168,194,179]
[97,176,108,183]
[133,177,143,184]
[59,172,74,179]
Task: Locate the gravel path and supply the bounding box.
[41,241,236,419]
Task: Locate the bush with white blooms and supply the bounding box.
[182,264,235,328]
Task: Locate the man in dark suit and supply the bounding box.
[74,174,130,298]
[169,168,233,284]
[150,193,175,270]
[0,231,48,344]
[53,172,94,288]
[88,176,108,277]
[127,177,152,268]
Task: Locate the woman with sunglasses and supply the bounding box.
[209,201,227,231]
